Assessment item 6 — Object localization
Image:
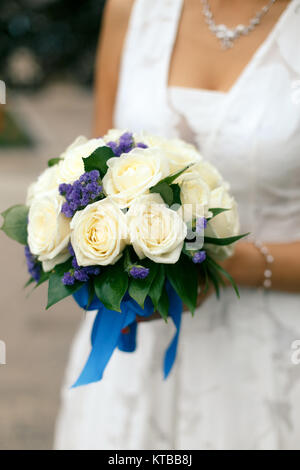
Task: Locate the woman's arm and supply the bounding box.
[92,0,134,137]
[221,241,300,293]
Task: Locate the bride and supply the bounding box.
[54,0,300,450]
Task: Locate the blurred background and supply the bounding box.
[0,0,105,449]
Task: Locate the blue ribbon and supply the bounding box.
[72,283,182,387]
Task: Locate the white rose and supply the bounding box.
[127,193,187,264]
[26,165,60,206]
[102,147,169,209]
[28,190,71,272]
[176,161,225,190]
[205,186,240,260]
[26,136,91,206]
[180,177,211,221]
[70,198,128,266]
[58,137,105,184]
[139,134,202,173]
[60,136,88,159]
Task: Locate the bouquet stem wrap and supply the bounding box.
[72,282,182,387]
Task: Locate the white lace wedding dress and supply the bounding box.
[55,0,300,450]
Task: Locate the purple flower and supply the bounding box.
[74,269,90,282]
[68,243,75,257]
[192,251,207,264]
[85,266,101,276]
[196,217,208,233]
[107,141,118,154]
[62,244,101,285]
[60,170,103,217]
[136,142,148,149]
[89,170,100,181]
[59,183,72,196]
[61,202,74,218]
[62,272,75,286]
[72,257,79,269]
[129,266,150,279]
[107,132,147,157]
[118,132,134,153]
[24,246,41,282]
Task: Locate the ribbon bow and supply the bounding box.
[72,282,182,387]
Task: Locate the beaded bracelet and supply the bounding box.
[253,240,274,289]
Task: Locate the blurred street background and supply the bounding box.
[0,0,105,449]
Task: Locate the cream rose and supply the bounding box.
[70,198,128,266]
[175,160,225,190]
[28,190,71,272]
[205,186,240,260]
[59,136,89,159]
[180,177,211,221]
[26,165,61,206]
[58,137,105,184]
[127,193,187,264]
[139,133,202,173]
[102,147,169,208]
[26,136,91,206]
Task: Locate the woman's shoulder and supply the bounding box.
[103,0,135,27]
[99,0,136,66]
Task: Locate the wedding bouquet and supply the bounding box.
[1,130,246,386]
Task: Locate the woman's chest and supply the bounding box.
[167,0,291,93]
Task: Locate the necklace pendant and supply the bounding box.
[214,25,235,50]
[221,38,234,50]
[201,0,277,51]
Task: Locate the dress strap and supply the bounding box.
[114,0,184,135]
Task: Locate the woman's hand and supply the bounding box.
[134,238,300,325]
[219,242,265,288]
[219,240,300,293]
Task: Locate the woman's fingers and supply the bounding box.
[136,311,161,323]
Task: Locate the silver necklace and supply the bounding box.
[201,0,277,49]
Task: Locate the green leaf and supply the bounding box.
[149,165,191,206]
[48,158,62,167]
[123,246,132,272]
[207,261,225,288]
[148,265,165,310]
[86,281,96,309]
[161,164,191,185]
[206,255,240,298]
[129,260,158,308]
[35,269,51,288]
[206,264,220,299]
[83,146,115,178]
[170,184,181,206]
[157,284,169,322]
[46,261,81,309]
[1,205,29,244]
[166,255,198,314]
[203,263,210,294]
[150,181,174,205]
[24,277,34,288]
[94,261,128,312]
[208,207,230,219]
[204,232,250,246]
[149,163,191,206]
